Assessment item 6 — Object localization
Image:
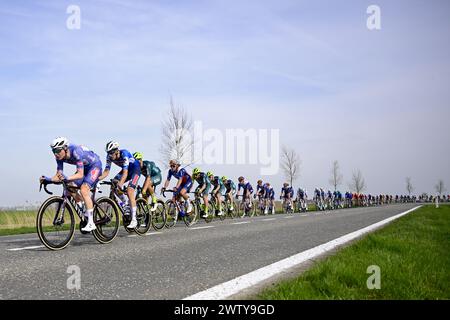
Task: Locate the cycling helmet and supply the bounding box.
[50,137,69,150]
[257,180,263,184]
[206,171,214,177]
[106,141,119,153]
[133,152,143,160]
[221,176,228,182]
[238,176,244,182]
[193,168,200,176]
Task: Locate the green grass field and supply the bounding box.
[256,205,450,300]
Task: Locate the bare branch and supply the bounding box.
[329,160,343,191]
[349,169,366,194]
[280,146,301,187]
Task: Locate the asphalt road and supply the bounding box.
[0,204,418,300]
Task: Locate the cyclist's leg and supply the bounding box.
[126,165,141,226]
[180,181,193,213]
[80,164,102,230]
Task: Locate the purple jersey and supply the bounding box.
[56,144,101,172]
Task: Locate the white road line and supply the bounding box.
[191,226,215,230]
[261,218,276,221]
[300,214,308,217]
[7,245,45,252]
[184,205,422,300]
[284,216,295,219]
[145,232,163,236]
[127,235,138,238]
[232,221,251,225]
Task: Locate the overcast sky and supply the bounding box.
[1,0,449,206]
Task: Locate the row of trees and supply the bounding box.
[282,148,447,195]
[160,97,446,196]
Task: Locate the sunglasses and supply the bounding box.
[108,150,118,156]
[52,148,63,155]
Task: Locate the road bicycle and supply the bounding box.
[99,180,151,236]
[36,180,119,250]
[222,193,237,219]
[209,192,226,221]
[163,190,197,228]
[236,194,255,218]
[190,191,214,223]
[254,194,267,216]
[281,196,294,214]
[295,198,308,213]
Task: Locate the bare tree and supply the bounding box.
[435,180,446,196]
[329,160,343,191]
[406,177,414,196]
[280,146,301,187]
[349,169,366,194]
[159,96,194,168]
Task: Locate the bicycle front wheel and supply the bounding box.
[184,201,198,227]
[165,200,178,228]
[36,197,75,251]
[92,197,119,244]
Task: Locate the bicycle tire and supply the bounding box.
[92,197,120,244]
[36,196,75,251]
[134,198,152,235]
[151,199,167,230]
[183,201,198,227]
[165,200,178,228]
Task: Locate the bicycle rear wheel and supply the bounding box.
[151,200,167,230]
[36,197,75,251]
[134,198,152,235]
[92,197,119,244]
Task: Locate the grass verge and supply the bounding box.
[256,205,450,300]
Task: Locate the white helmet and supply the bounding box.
[105,141,119,153]
[50,137,68,149]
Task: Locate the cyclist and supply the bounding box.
[98,141,141,229]
[297,187,308,211]
[40,137,103,232]
[133,152,162,212]
[222,176,236,212]
[208,172,225,216]
[264,182,275,214]
[256,180,266,199]
[236,176,254,210]
[192,168,211,218]
[280,183,294,211]
[161,159,193,214]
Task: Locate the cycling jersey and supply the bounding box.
[223,180,236,193]
[281,187,294,198]
[211,176,225,194]
[265,186,275,199]
[141,160,162,186]
[105,149,139,171]
[56,144,102,188]
[56,144,101,172]
[256,184,265,196]
[297,190,305,200]
[167,167,192,192]
[141,161,161,178]
[194,172,211,196]
[238,181,253,193]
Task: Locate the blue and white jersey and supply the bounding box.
[105,149,137,171]
[281,187,294,198]
[256,184,266,196]
[238,180,253,192]
[167,167,192,185]
[56,144,101,172]
[265,186,275,198]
